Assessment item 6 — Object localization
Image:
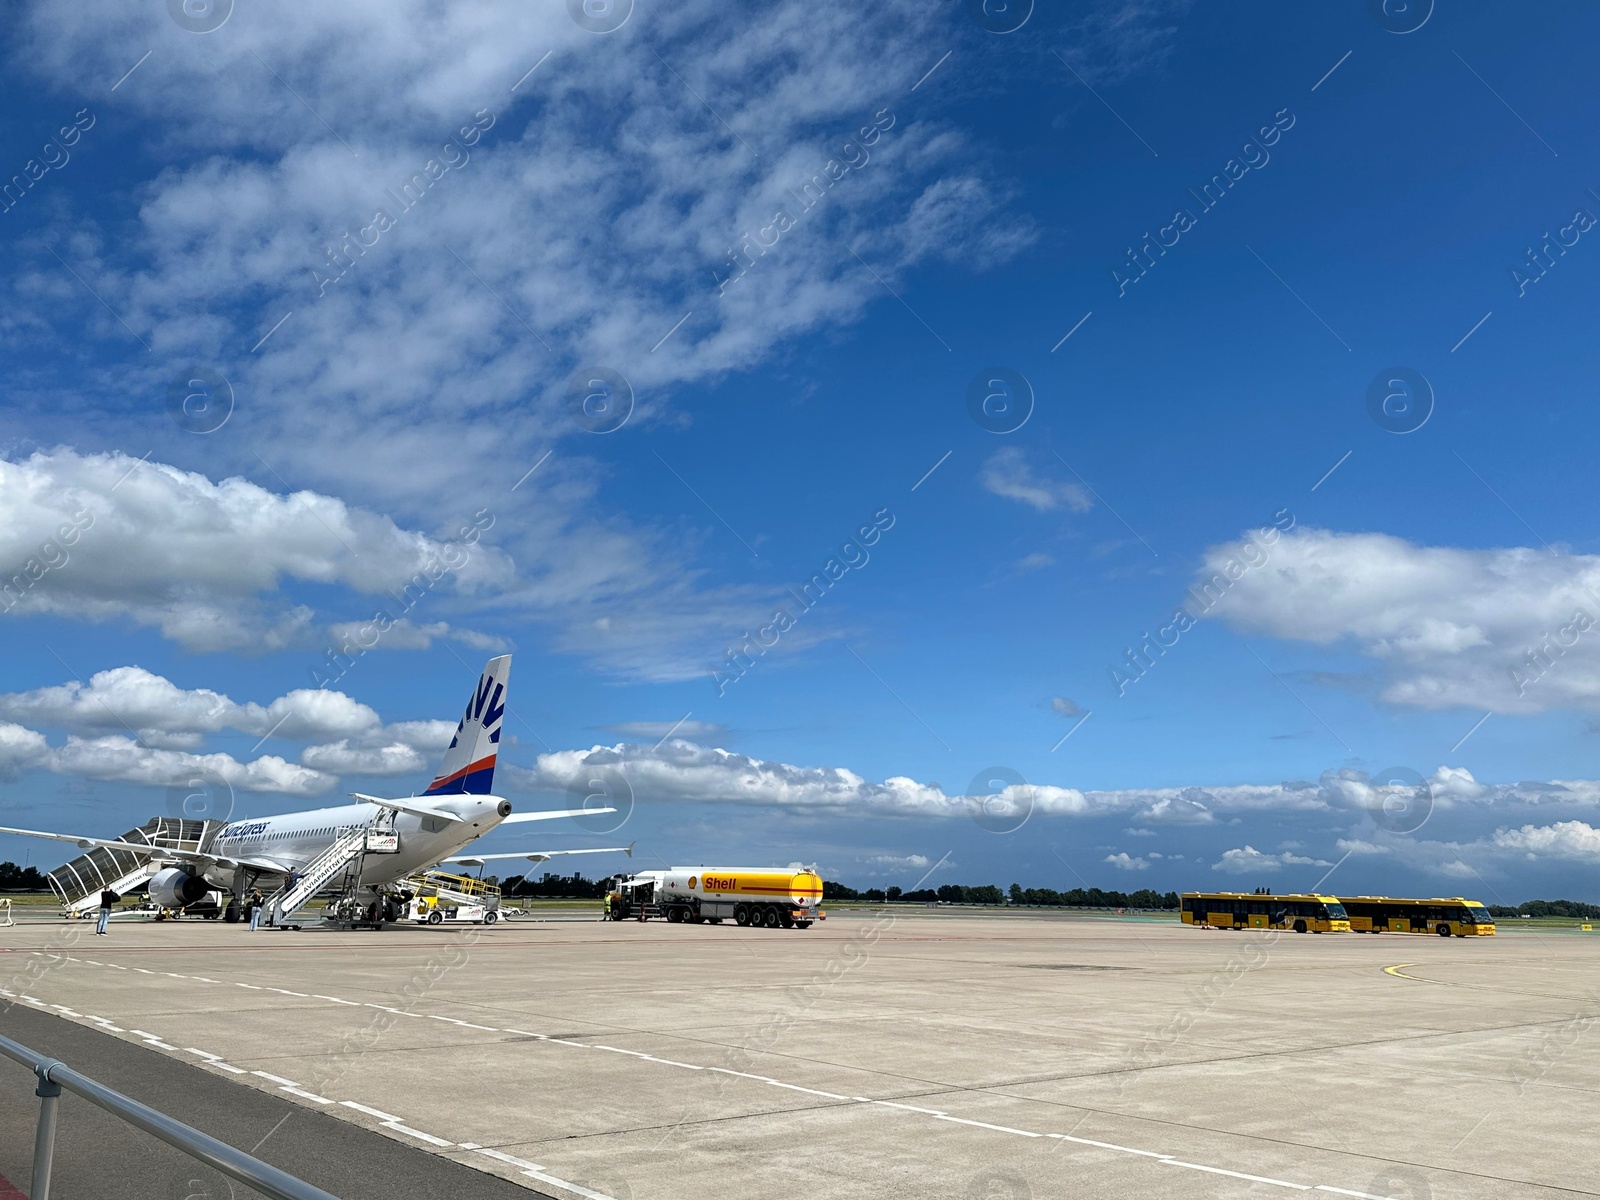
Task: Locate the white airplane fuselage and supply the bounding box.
[201,795,510,890]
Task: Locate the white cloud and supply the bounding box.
[0,449,513,652]
[507,743,1600,831]
[866,854,930,868]
[1493,820,1600,861]
[325,619,507,653]
[0,667,464,786]
[1196,526,1600,713]
[1050,696,1085,719]
[979,449,1093,513]
[0,666,382,741]
[49,735,331,796]
[1212,845,1332,875]
[299,740,427,777]
[1105,852,1148,871]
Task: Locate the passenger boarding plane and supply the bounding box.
[0,655,630,922]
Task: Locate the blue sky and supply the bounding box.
[4,1,1600,902]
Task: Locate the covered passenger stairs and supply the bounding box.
[45,818,221,915]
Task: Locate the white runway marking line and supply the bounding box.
[184,1048,246,1075]
[250,1071,334,1105]
[470,1147,622,1200]
[129,1029,179,1051]
[1161,1159,1310,1189]
[43,956,1407,1200]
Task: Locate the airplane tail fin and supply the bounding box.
[423,655,511,795]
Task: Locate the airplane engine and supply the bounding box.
[149,867,212,909]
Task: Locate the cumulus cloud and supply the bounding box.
[1196,527,1600,713]
[1493,820,1600,861]
[1050,696,1085,719]
[1212,845,1332,875]
[1104,852,1148,871]
[0,667,463,783]
[298,740,427,777]
[980,449,1093,514]
[0,666,382,741]
[505,743,1600,833]
[48,735,331,796]
[0,450,513,652]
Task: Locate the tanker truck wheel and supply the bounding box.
[666,906,682,923]
[762,906,781,928]
[780,913,794,929]
[795,921,812,929]
[734,905,751,926]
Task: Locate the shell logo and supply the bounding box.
[688,876,698,889]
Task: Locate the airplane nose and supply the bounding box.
[497,800,512,818]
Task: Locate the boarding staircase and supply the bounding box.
[265,828,370,923]
[46,818,221,916]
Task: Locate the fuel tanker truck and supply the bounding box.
[607,865,824,929]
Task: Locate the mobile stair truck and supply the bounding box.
[608,865,824,929]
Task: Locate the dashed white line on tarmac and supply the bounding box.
[1161,1159,1310,1189]
[39,954,1411,1200]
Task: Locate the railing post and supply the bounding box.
[32,1066,62,1200]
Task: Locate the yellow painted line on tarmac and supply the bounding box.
[1383,963,1440,983]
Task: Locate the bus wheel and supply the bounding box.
[734,905,751,926]
[1437,924,1451,936]
[1292,920,1307,934]
[762,907,781,928]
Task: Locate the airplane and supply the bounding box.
[0,655,631,924]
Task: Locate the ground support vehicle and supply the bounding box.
[1181,891,1351,933]
[400,869,504,926]
[1337,896,1496,936]
[609,866,824,929]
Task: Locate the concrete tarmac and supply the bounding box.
[1,908,1595,1199]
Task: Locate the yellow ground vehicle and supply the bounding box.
[1181,892,1350,933]
[402,869,504,925]
[1337,896,1495,936]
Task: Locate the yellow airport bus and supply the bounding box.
[1336,896,1495,937]
[1181,892,1350,933]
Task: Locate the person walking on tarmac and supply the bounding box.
[96,887,118,935]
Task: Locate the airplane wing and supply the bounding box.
[499,806,615,824]
[350,792,464,823]
[444,843,634,868]
[0,823,290,875]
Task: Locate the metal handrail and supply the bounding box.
[0,1031,340,1200]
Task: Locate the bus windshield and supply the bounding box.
[1465,906,1492,924]
[1322,902,1348,920]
